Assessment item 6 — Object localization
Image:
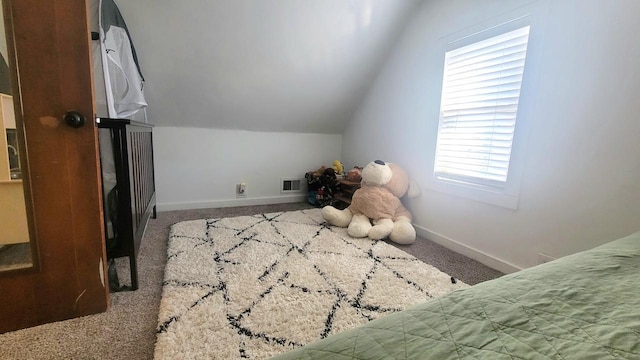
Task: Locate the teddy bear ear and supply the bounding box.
[406,178,421,198]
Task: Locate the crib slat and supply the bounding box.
[98,118,156,291]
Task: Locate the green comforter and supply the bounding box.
[273,232,640,359]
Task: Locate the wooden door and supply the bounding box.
[0,0,108,333]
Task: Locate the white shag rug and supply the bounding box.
[154,209,467,360]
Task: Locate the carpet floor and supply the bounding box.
[0,202,503,360]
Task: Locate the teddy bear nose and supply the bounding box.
[374,160,385,165]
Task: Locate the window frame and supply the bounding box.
[428,15,536,210]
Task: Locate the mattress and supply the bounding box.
[272,232,640,359]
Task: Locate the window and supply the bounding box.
[434,25,530,192]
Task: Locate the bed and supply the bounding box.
[272,232,640,359]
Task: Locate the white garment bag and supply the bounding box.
[99,0,147,120]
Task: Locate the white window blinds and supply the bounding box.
[434,26,530,188]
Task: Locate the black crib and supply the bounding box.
[98,118,156,291]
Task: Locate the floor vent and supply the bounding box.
[281,178,303,193]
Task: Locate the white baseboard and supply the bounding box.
[157,195,308,212]
[413,224,522,274]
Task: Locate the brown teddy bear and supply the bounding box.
[322,160,416,244]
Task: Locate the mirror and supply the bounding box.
[0,1,35,272]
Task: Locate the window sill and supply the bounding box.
[427,177,519,210]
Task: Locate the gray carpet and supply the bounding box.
[0,202,503,360]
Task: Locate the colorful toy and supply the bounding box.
[332,160,344,175]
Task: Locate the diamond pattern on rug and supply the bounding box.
[154,209,467,360]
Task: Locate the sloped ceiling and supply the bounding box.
[116,0,423,133]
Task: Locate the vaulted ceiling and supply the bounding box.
[115,0,423,133]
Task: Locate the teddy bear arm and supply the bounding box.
[369,218,394,240]
[348,213,372,238]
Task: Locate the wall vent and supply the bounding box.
[281,178,303,193]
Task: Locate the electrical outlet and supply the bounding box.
[537,252,556,264]
[236,182,246,198]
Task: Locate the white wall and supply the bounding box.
[154,127,341,210]
[342,0,640,271]
[116,0,421,133]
